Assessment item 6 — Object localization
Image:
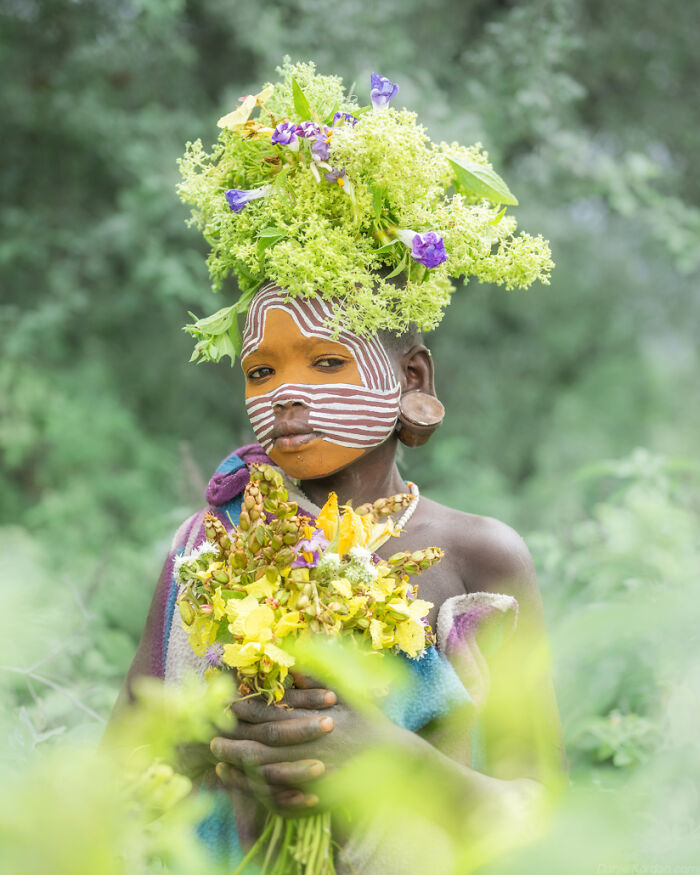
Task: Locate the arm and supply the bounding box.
[456,517,567,785]
[213,519,567,826]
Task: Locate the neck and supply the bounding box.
[298,437,406,508]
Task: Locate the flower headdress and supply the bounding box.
[178,60,554,364]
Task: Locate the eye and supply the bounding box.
[247,366,274,381]
[313,356,348,370]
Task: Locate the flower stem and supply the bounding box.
[231,817,274,875]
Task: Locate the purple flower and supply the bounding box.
[324,167,354,197]
[310,126,333,162]
[271,121,299,151]
[370,73,399,109]
[332,111,358,127]
[324,167,345,184]
[394,229,448,269]
[224,185,271,213]
[205,644,224,668]
[292,529,329,568]
[295,121,322,138]
[411,231,448,268]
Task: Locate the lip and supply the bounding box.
[274,432,319,451]
[269,421,319,451]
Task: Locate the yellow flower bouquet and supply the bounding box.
[175,463,442,873]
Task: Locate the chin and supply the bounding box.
[268,438,365,480]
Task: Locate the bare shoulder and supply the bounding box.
[413,496,541,611]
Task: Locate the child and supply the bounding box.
[117,62,564,869]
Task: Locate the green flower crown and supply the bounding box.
[177,60,554,364]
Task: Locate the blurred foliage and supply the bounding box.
[1,0,700,871]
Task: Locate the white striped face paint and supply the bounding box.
[241,283,401,479]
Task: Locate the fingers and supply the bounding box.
[216,762,320,812]
[229,715,334,746]
[289,670,326,690]
[231,689,336,724]
[282,688,337,709]
[259,759,325,785]
[211,736,306,767]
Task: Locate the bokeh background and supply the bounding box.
[2,0,700,871]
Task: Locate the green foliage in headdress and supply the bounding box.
[177,60,554,363]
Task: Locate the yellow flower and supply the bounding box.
[217,85,274,129]
[370,576,394,602]
[366,519,399,552]
[226,594,259,634]
[188,615,217,657]
[223,641,261,668]
[369,618,395,650]
[394,619,426,658]
[316,492,340,541]
[337,509,367,555]
[244,605,275,640]
[408,598,433,620]
[245,578,276,599]
[330,578,352,598]
[211,587,226,621]
[274,611,304,638]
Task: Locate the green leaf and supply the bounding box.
[384,252,408,279]
[291,77,312,121]
[232,284,260,314]
[370,184,387,219]
[448,155,519,205]
[257,227,287,258]
[323,101,340,125]
[489,206,508,225]
[354,105,372,116]
[227,320,242,359]
[372,239,399,255]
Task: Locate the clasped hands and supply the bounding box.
[210,672,393,815]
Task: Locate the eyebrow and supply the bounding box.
[244,336,354,360]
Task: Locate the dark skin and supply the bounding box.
[111,339,566,840]
[209,342,567,829]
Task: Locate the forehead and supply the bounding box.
[241,287,347,361]
[241,285,397,391]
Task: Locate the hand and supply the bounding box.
[213,674,338,813]
[211,673,402,813]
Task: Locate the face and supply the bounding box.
[241,285,401,479]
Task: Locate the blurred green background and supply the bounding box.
[2,0,700,871]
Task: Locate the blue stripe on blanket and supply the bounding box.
[163,547,183,670]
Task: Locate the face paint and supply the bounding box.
[241,284,401,478]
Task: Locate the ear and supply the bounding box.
[395,345,444,447]
[399,344,437,396]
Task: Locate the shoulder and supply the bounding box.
[414,496,539,606]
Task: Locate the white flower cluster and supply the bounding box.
[173,540,220,579]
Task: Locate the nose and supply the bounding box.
[272,397,305,410]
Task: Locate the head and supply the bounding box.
[240,284,438,480]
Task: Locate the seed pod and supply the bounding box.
[296,594,309,610]
[239,510,251,531]
[212,569,229,584]
[255,526,267,547]
[270,535,283,551]
[283,533,298,546]
[179,600,195,626]
[276,548,295,568]
[231,550,247,569]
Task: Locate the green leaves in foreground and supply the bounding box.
[448,155,519,205]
